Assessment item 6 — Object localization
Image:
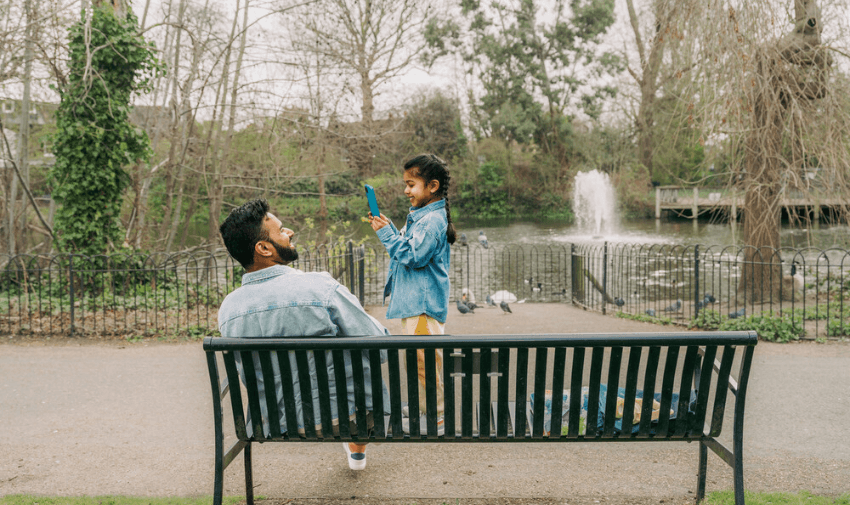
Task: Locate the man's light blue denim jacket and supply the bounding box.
[377,199,450,323]
[217,265,389,436]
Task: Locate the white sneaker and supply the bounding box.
[343,442,367,470]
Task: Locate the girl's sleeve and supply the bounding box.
[376,218,440,269]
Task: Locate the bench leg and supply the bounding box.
[696,441,708,503]
[244,442,254,505]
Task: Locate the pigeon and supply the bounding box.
[456,299,474,314]
[704,293,716,304]
[532,282,542,293]
[787,262,804,291]
[614,297,625,307]
[459,233,468,246]
[478,231,489,248]
[461,287,476,305]
[499,300,512,314]
[524,276,533,284]
[696,300,706,310]
[486,295,497,307]
[728,307,746,319]
[663,299,682,312]
[490,290,517,304]
[645,309,656,317]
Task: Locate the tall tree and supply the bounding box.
[298,0,435,174]
[49,0,161,255]
[457,0,619,163]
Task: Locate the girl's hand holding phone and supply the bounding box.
[369,213,389,231]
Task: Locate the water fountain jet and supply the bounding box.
[573,169,617,238]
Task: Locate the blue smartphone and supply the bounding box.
[364,184,381,217]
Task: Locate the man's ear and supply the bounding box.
[254,240,273,259]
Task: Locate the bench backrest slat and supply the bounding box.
[404,349,420,435]
[602,347,623,436]
[386,349,404,438]
[275,350,300,437]
[709,346,736,437]
[239,351,265,439]
[514,348,529,438]
[222,351,248,440]
[532,348,549,438]
[331,350,352,438]
[656,345,680,437]
[637,346,662,437]
[443,347,457,437]
[461,348,475,438]
[424,349,440,437]
[368,349,386,437]
[496,348,511,438]
[621,347,642,432]
[478,349,492,437]
[551,347,569,438]
[692,346,718,435]
[258,352,282,439]
[293,350,317,438]
[586,347,605,437]
[312,350,334,438]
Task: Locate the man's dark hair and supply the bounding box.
[219,198,270,268]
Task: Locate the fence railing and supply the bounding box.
[3,241,849,339]
[571,242,850,339]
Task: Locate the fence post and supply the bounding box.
[694,245,700,318]
[357,245,365,306]
[347,241,355,294]
[68,254,75,337]
[602,241,608,315]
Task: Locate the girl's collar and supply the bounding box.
[408,198,445,219]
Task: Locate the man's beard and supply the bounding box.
[272,239,298,264]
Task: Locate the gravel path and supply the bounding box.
[1,303,849,503]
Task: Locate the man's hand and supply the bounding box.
[369,213,390,231]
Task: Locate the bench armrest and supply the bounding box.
[698,346,738,394]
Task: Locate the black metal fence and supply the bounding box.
[3,241,850,339]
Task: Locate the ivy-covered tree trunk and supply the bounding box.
[50,1,160,255]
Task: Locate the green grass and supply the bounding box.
[0,496,245,505]
[706,490,850,504]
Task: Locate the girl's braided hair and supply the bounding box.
[403,153,457,245]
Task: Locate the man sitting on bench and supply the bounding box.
[218,198,389,470]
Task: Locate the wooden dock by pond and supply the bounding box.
[655,185,850,221]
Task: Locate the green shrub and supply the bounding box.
[719,311,804,342]
[689,309,723,330]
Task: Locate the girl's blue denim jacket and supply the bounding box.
[217,265,390,435]
[377,199,450,323]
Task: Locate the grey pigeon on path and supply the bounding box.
[486,295,497,307]
[499,300,512,314]
[459,233,468,246]
[728,307,746,319]
[456,299,473,314]
[614,297,625,307]
[645,309,656,317]
[478,231,489,248]
[663,299,682,312]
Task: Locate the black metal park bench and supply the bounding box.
[203,331,757,505]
